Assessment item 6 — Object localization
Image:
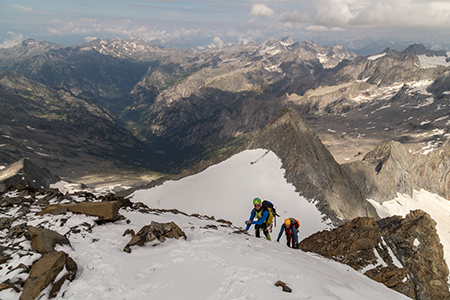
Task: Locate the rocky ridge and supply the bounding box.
[1,37,450,185]
[247,108,377,223]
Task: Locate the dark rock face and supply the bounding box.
[343,138,450,205]
[247,108,378,224]
[343,141,414,203]
[0,158,59,192]
[299,210,450,300]
[413,138,450,200]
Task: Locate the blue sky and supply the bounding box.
[2,0,450,49]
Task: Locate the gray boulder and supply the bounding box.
[124,221,187,253]
[37,200,122,221]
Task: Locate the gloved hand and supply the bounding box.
[245,220,251,225]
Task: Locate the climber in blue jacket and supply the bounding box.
[245,198,271,240]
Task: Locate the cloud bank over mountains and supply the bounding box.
[2,0,450,49]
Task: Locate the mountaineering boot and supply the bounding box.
[266,233,271,241]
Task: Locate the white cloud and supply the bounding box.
[250,4,275,17]
[208,36,225,48]
[307,25,330,32]
[12,5,34,13]
[85,36,99,42]
[0,31,26,48]
[279,10,310,23]
[313,0,450,29]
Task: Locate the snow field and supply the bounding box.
[131,149,331,240]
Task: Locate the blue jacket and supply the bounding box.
[245,208,269,230]
[277,223,299,244]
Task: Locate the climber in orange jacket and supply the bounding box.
[277,218,300,248]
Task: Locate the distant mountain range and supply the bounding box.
[0,37,449,181]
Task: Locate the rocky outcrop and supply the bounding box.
[343,141,414,203]
[299,210,450,300]
[0,158,59,192]
[247,108,378,224]
[123,221,187,253]
[378,210,450,300]
[413,138,450,200]
[274,280,292,293]
[37,200,122,221]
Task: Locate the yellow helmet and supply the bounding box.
[284,218,291,226]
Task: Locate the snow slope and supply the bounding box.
[131,149,331,240]
[0,149,412,300]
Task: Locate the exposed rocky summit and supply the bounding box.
[300,210,450,300]
[402,44,447,57]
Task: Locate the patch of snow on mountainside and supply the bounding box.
[406,80,433,96]
[352,83,403,102]
[353,80,434,103]
[418,54,450,68]
[367,53,387,60]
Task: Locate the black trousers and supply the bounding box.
[255,223,270,239]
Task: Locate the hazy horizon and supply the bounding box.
[2,1,450,51]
